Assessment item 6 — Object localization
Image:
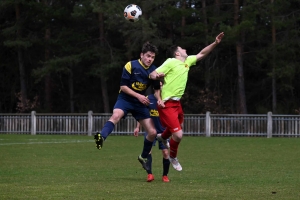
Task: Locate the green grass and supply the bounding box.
[0,135,299,200]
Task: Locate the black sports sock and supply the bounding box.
[162,158,170,176]
[141,138,153,158]
[146,154,152,174]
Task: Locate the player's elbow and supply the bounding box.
[120,85,127,92]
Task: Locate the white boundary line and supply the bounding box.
[0,140,93,146]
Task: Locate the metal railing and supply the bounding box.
[0,111,299,137]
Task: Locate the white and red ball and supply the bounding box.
[124,4,142,22]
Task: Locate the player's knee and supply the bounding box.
[146,129,156,139]
[162,150,168,158]
[109,114,122,123]
[172,131,183,141]
[149,128,156,135]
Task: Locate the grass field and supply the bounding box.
[0,135,299,200]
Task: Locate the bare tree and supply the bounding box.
[270,0,277,113]
[98,7,110,113]
[201,0,210,88]
[43,0,53,112]
[15,3,27,111]
[234,0,247,113]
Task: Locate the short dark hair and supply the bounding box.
[141,42,158,54]
[167,45,178,58]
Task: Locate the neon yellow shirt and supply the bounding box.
[156,56,197,100]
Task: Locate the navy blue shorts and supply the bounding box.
[113,97,150,120]
[144,133,168,150]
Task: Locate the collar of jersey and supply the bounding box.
[138,59,150,69]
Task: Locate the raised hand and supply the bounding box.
[215,32,224,44]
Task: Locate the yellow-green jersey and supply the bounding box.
[156,56,197,101]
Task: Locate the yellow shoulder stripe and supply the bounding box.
[125,62,131,74]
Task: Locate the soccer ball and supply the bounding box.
[124,4,142,22]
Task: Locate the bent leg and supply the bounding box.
[161,128,172,140]
[100,108,124,139]
[169,130,182,158]
[139,118,156,142]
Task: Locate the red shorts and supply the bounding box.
[158,100,184,133]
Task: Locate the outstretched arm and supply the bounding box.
[196,32,224,62]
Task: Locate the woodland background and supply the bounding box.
[0,0,299,114]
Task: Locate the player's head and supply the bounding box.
[168,45,188,58]
[140,42,158,67]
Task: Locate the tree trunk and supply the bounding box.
[201,0,208,45]
[214,0,220,15]
[202,0,210,89]
[271,0,277,113]
[44,28,52,112]
[98,11,110,113]
[236,42,247,114]
[15,3,27,111]
[43,0,53,112]
[181,1,186,37]
[69,65,74,113]
[234,0,247,114]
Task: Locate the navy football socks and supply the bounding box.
[146,154,152,174]
[100,121,115,139]
[141,138,153,158]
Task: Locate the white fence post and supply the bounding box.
[88,111,93,136]
[31,111,36,135]
[267,111,272,138]
[206,111,211,137]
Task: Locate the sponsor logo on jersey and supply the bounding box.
[132,82,147,91]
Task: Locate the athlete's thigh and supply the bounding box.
[178,103,184,124]
[113,98,133,119]
[158,103,182,133]
[139,118,156,135]
[131,104,150,121]
[109,108,125,124]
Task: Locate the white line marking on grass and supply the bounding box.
[0,140,94,146]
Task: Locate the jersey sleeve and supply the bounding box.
[185,55,197,67]
[120,62,131,86]
[155,58,173,74]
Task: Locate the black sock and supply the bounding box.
[163,158,170,176]
[141,138,153,158]
[146,154,152,174]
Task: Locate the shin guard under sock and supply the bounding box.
[100,121,115,140]
[141,138,153,158]
[163,158,170,176]
[169,137,180,158]
[146,154,152,174]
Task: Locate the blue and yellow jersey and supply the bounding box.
[147,94,165,133]
[119,59,157,103]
